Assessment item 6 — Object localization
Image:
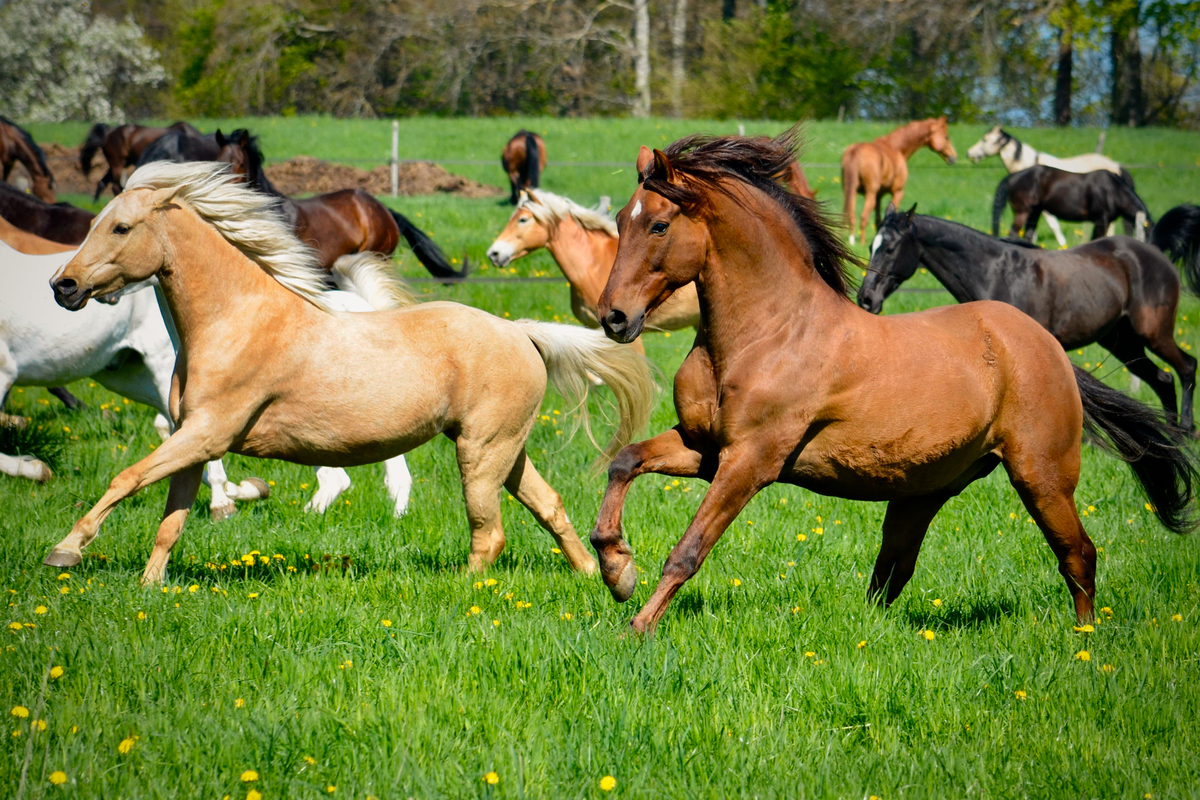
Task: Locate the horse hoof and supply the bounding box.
[33,463,52,483]
[608,560,637,603]
[43,549,82,568]
[242,477,270,499]
[210,503,237,522]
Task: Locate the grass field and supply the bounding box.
[4,118,1200,799]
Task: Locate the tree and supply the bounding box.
[633,0,652,116]
[671,0,688,117]
[1109,0,1144,125]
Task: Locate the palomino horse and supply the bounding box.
[841,117,957,244]
[0,116,56,203]
[46,162,654,584]
[487,189,700,336]
[80,121,200,200]
[858,207,1198,431]
[502,130,546,205]
[216,129,463,279]
[967,126,1129,247]
[993,165,1151,243]
[0,181,93,245]
[593,132,1196,632]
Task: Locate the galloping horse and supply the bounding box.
[0,116,56,203]
[0,181,93,245]
[216,129,463,278]
[593,131,1195,632]
[858,207,1198,431]
[46,161,654,584]
[502,130,546,205]
[80,121,199,200]
[993,165,1151,243]
[841,117,957,244]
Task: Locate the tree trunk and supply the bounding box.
[633,0,651,118]
[722,0,735,21]
[1110,2,1143,126]
[1054,24,1073,126]
[671,0,687,117]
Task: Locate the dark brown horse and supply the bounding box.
[592,131,1196,633]
[993,165,1152,243]
[216,129,463,278]
[841,117,957,244]
[0,116,56,203]
[80,121,200,200]
[0,181,92,244]
[502,130,547,205]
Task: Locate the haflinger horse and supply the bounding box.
[592,131,1197,633]
[993,165,1151,244]
[45,161,654,584]
[841,117,957,245]
[858,206,1199,431]
[216,128,464,279]
[0,116,56,203]
[80,121,200,200]
[0,181,93,245]
[967,126,1129,247]
[502,130,547,205]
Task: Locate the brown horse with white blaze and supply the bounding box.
[593,131,1197,633]
[841,117,956,244]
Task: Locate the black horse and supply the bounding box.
[136,126,221,167]
[860,205,1200,431]
[993,165,1152,243]
[0,181,93,245]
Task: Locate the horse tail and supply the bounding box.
[1074,365,1199,534]
[330,252,415,311]
[387,208,467,281]
[992,174,1012,236]
[80,123,109,177]
[524,132,541,189]
[515,321,656,463]
[1150,204,1200,295]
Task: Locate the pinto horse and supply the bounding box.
[858,207,1199,431]
[993,165,1151,244]
[841,117,957,245]
[593,131,1196,633]
[0,181,93,245]
[0,116,56,203]
[80,121,200,200]
[216,129,463,279]
[502,130,546,205]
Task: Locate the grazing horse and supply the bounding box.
[841,117,957,244]
[967,126,1130,247]
[993,165,1151,243]
[858,207,1198,431]
[0,181,93,245]
[80,121,200,200]
[216,128,464,279]
[0,116,56,203]
[45,161,654,584]
[502,130,547,205]
[592,131,1196,633]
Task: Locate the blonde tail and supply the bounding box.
[330,253,415,311]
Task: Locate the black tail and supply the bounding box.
[992,174,1011,237]
[1074,366,1198,534]
[1151,204,1200,295]
[388,209,467,281]
[524,132,540,190]
[80,123,108,178]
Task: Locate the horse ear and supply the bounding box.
[885,202,897,217]
[215,129,227,147]
[237,130,251,148]
[653,149,679,184]
[636,145,654,179]
[906,203,918,220]
[938,115,948,124]
[149,184,185,211]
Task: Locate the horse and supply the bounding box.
[0,116,56,203]
[487,189,700,338]
[858,206,1199,431]
[0,181,93,245]
[80,121,200,200]
[215,128,464,279]
[136,126,221,169]
[993,165,1151,244]
[591,131,1196,633]
[967,126,1131,247]
[45,161,654,584]
[840,117,957,245]
[502,130,547,205]
[0,213,73,255]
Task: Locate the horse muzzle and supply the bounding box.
[51,277,91,311]
[486,241,515,268]
[856,291,884,315]
[601,308,645,344]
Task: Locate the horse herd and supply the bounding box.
[3,117,1200,632]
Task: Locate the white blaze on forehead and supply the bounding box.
[870,232,884,257]
[630,200,642,220]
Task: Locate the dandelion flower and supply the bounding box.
[493,620,500,627]
[485,578,498,587]
[600,775,617,791]
[1075,650,1090,661]
[247,593,259,599]
[34,606,47,615]
[189,585,199,593]
[924,630,936,641]
[484,772,499,785]
[8,622,22,631]
[11,706,29,718]
[59,587,70,595]
[857,640,867,649]
[1014,690,1027,700]
[304,756,316,766]
[1073,624,1094,633]
[381,619,392,627]
[1102,663,1115,673]
[804,651,816,658]
[1171,614,1183,622]
[57,574,70,581]
[469,606,481,616]
[49,771,67,785]
[32,719,47,731]
[235,698,245,708]
[932,599,943,607]
[732,578,742,587]
[118,736,136,754]
[326,786,336,794]
[50,666,63,680]
[241,770,259,782]
[136,611,146,621]
[247,791,262,800]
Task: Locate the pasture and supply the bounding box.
[4,118,1200,798]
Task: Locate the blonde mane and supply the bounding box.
[520,189,618,238]
[124,161,334,310]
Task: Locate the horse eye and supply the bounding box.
[113,223,131,235]
[518,216,530,224]
[650,222,669,235]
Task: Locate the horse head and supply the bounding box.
[857,203,920,314]
[929,117,958,165]
[487,190,550,267]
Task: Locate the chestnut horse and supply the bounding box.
[841,117,957,244]
[0,116,56,203]
[80,121,200,200]
[45,161,654,584]
[502,130,547,205]
[593,131,1196,633]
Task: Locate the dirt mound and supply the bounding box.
[41,143,94,196]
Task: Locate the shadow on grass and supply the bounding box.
[900,595,1021,630]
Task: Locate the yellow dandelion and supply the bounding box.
[791,606,801,614]
[561,612,573,620]
[247,593,259,599]
[1075,650,1091,661]
[485,578,497,587]
[241,770,259,782]
[381,619,392,627]
[50,666,64,680]
[11,706,29,718]
[59,586,70,595]
[34,606,47,615]
[932,598,943,607]
[484,772,499,785]
[32,719,47,731]
[1014,690,1027,700]
[247,791,262,800]
[326,787,336,794]
[49,770,67,785]
[923,630,936,641]
[1171,614,1183,622]
[473,581,483,590]
[57,573,70,581]
[551,548,561,554]
[804,651,816,658]
[235,698,245,708]
[469,606,481,616]
[493,619,500,627]
[1073,624,1094,633]
[136,611,146,621]
[796,533,807,542]
[1100,607,1114,617]
[1102,663,1115,673]
[117,736,136,754]
[732,578,742,587]
[600,775,617,791]
[857,640,867,649]
[304,756,316,766]
[8,622,22,631]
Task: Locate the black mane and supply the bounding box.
[0,114,54,186]
[642,128,859,298]
[226,129,282,198]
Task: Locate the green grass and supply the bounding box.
[4,117,1200,799]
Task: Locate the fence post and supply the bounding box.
[1095,129,1107,154]
[737,123,746,137]
[391,120,399,198]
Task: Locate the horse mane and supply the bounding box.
[124,161,333,310]
[644,128,858,297]
[520,189,617,237]
[900,211,1043,250]
[0,115,54,186]
[226,129,282,197]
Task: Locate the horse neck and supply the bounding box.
[1002,136,1035,171]
[910,218,993,302]
[882,122,931,158]
[11,136,46,178]
[545,216,617,309]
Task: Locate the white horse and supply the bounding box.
[967,126,1128,247]
[0,242,411,517]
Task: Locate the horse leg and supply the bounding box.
[504,447,595,574]
[1091,214,1110,241]
[1142,324,1198,432]
[384,455,413,517]
[591,426,717,602]
[1043,212,1068,247]
[48,387,86,411]
[1024,209,1042,242]
[306,467,352,514]
[859,188,879,246]
[1010,209,1029,239]
[868,494,951,606]
[884,187,903,227]
[140,463,204,585]
[456,431,530,571]
[1101,327,1180,425]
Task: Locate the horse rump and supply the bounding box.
[524,131,541,190]
[387,208,467,282]
[992,173,1014,236]
[1151,204,1200,295]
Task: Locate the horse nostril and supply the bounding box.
[603,309,627,332]
[54,278,77,295]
